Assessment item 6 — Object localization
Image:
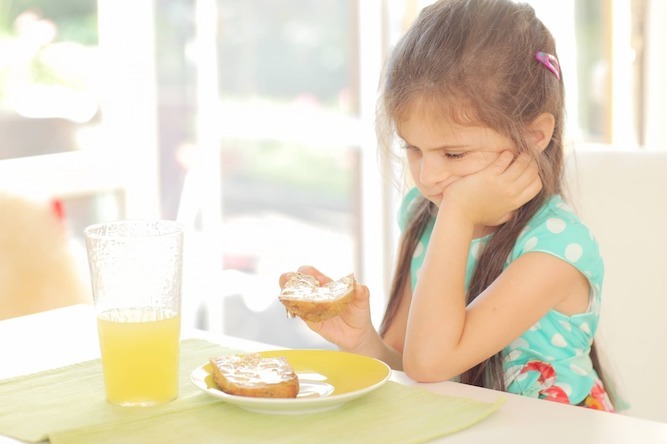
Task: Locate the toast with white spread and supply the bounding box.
[278,273,355,322]
[209,353,299,398]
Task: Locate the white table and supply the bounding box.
[2,305,666,444]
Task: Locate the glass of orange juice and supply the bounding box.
[84,220,184,406]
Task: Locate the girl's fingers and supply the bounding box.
[491,152,543,212]
[278,272,295,287]
[507,166,542,210]
[488,151,515,174]
[513,158,540,187]
[279,265,333,288]
[500,153,542,200]
[503,152,533,181]
[297,265,332,284]
[520,174,544,201]
[353,283,370,307]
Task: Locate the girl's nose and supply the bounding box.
[419,158,443,187]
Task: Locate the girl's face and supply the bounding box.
[397,107,517,208]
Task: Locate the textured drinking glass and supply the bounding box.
[84,220,184,406]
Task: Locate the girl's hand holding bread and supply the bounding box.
[278,265,376,353]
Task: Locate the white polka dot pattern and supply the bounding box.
[551,333,568,348]
[558,382,573,396]
[565,243,583,262]
[546,217,567,233]
[413,241,424,259]
[524,236,538,251]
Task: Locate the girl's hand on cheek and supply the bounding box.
[441,151,542,227]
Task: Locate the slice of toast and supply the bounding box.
[209,353,299,398]
[278,273,355,322]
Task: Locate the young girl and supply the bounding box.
[280,0,615,411]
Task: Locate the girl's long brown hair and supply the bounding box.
[377,0,610,393]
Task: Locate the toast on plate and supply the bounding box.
[209,353,299,398]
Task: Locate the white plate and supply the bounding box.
[190,349,391,415]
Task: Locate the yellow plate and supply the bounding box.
[190,349,391,415]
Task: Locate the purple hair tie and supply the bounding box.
[535,51,560,80]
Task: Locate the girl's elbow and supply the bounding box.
[403,367,437,383]
[402,355,454,383]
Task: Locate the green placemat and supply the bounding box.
[0,339,504,443]
[0,338,235,442]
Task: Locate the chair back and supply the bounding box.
[0,192,91,320]
[565,146,667,422]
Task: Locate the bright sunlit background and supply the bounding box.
[1,0,664,351]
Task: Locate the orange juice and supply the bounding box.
[97,307,181,406]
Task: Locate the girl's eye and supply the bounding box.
[443,152,465,159]
[402,144,420,153]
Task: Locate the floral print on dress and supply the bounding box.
[580,380,615,412]
[517,360,614,412]
[520,361,570,404]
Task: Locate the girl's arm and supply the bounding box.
[403,152,587,382]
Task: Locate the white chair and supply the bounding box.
[564,145,667,422]
[0,191,92,321]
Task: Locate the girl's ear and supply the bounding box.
[528,113,555,152]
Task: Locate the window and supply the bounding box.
[165,0,393,347]
[0,0,159,230]
[175,0,365,348]
[1,0,663,348]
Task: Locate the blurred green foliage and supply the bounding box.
[231,140,353,198]
[0,0,97,43]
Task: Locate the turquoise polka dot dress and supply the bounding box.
[398,187,614,410]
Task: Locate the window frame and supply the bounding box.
[0,0,160,220]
